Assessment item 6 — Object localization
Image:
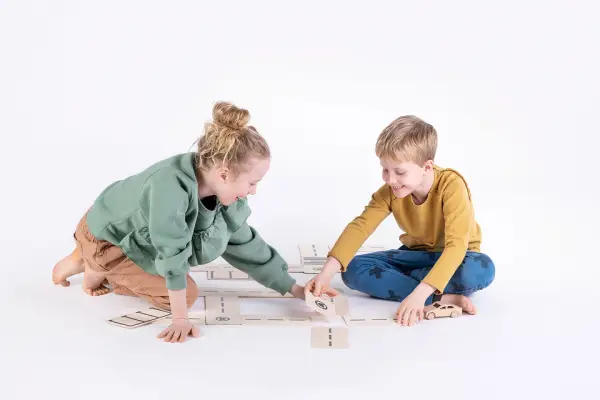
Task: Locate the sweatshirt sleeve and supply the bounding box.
[328,185,392,271]
[141,170,194,291]
[221,223,296,295]
[421,175,473,292]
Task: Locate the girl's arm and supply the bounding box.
[221,223,296,295]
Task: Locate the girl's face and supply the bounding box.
[215,157,270,206]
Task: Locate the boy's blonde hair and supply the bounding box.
[196,101,270,174]
[375,115,437,165]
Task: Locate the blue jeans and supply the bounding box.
[341,246,495,305]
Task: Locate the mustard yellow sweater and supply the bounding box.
[328,166,482,293]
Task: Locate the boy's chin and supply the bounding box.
[391,187,413,198]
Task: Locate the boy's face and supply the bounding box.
[380,158,430,198]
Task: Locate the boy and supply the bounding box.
[305,115,495,326]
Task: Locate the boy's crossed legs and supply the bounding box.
[341,246,495,317]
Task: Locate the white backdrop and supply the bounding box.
[1,0,598,285]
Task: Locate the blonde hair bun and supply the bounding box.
[212,101,250,130]
[196,101,270,174]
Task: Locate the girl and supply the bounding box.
[52,101,309,343]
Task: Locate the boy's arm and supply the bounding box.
[421,176,473,293]
[221,223,296,295]
[328,185,392,271]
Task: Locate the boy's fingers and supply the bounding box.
[396,307,404,323]
[409,310,418,326]
[304,281,313,296]
[402,309,411,326]
[314,282,323,296]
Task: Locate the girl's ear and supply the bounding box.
[217,166,229,182]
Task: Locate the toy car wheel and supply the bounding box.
[450,310,459,318]
[426,312,436,320]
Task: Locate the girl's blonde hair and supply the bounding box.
[196,101,270,174]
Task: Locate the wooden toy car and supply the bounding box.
[424,302,462,319]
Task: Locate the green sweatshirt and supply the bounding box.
[86,152,296,294]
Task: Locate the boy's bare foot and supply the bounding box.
[83,264,111,296]
[52,253,85,287]
[440,294,477,315]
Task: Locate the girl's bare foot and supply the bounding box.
[52,251,85,287]
[440,294,477,315]
[82,263,111,296]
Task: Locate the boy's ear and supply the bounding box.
[423,160,434,172]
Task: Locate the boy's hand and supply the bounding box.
[304,257,341,298]
[396,283,436,326]
[157,318,201,343]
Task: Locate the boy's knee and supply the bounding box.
[456,252,495,291]
[341,255,370,289]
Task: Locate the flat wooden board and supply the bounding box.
[207,270,250,280]
[298,244,330,268]
[287,264,305,273]
[333,295,349,316]
[204,296,242,325]
[343,316,397,325]
[198,288,294,298]
[302,265,323,274]
[355,244,387,255]
[310,327,349,349]
[242,315,313,326]
[107,307,171,329]
[153,311,205,326]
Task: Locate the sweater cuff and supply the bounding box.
[269,273,296,296]
[327,249,352,272]
[166,273,187,291]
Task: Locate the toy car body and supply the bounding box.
[424,302,462,319]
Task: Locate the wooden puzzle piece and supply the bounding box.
[205,296,242,325]
[355,244,387,255]
[343,316,397,325]
[154,312,206,326]
[298,244,330,268]
[333,295,349,316]
[197,288,294,298]
[190,263,235,272]
[305,292,337,318]
[302,265,323,274]
[107,307,171,329]
[207,270,250,280]
[287,264,305,273]
[242,315,313,325]
[299,244,331,259]
[310,327,349,349]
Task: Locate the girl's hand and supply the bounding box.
[157,318,201,343]
[290,283,306,299]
